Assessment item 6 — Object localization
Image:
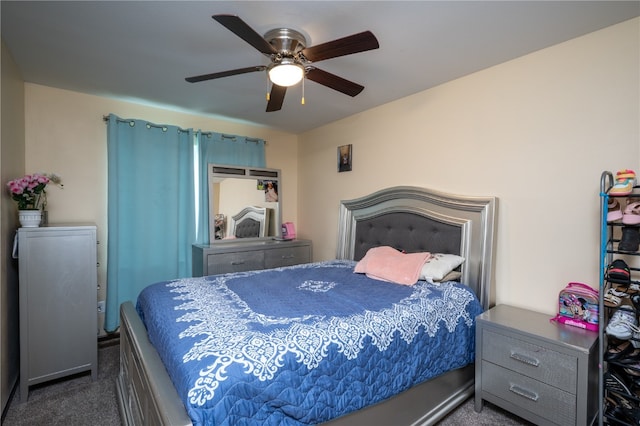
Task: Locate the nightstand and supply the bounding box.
[474,305,598,425]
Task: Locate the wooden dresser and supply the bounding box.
[192,239,312,277]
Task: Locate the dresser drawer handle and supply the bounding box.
[231,261,246,266]
[509,383,539,402]
[510,351,540,367]
[281,254,295,259]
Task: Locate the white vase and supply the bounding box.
[18,210,43,228]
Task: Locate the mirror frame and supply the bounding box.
[208,164,282,243]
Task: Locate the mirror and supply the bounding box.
[208,164,282,243]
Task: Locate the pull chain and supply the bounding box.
[266,73,270,101]
[301,77,305,105]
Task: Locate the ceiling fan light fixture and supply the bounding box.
[268,60,304,87]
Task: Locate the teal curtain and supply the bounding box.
[105,115,195,332]
[104,116,266,331]
[194,132,266,244]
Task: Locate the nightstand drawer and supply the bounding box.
[207,251,264,274]
[482,329,577,392]
[264,246,310,268]
[482,361,576,425]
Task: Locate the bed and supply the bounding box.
[116,186,497,426]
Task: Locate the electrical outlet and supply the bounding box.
[97,301,105,313]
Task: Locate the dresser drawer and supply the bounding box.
[482,329,577,392]
[482,361,576,425]
[207,251,264,274]
[265,246,310,268]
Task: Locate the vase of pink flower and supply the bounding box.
[7,173,63,227]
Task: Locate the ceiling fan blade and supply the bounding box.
[305,68,364,97]
[266,85,287,112]
[185,66,266,83]
[301,31,379,62]
[213,14,277,55]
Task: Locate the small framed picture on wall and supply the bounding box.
[338,144,352,172]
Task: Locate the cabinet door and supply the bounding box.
[19,228,97,381]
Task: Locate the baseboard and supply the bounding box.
[98,332,120,348]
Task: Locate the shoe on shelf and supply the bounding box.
[623,202,640,225]
[619,227,640,252]
[605,287,629,308]
[615,282,640,294]
[605,369,634,395]
[617,346,640,364]
[631,294,640,348]
[611,169,637,196]
[604,392,640,423]
[608,259,632,285]
[632,294,640,312]
[618,169,637,180]
[606,306,640,340]
[606,340,636,362]
[609,198,624,223]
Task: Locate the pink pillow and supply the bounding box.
[354,246,431,285]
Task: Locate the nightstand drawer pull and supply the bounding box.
[281,254,295,259]
[231,261,246,266]
[510,350,540,367]
[509,383,539,402]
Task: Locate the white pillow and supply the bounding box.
[420,253,465,283]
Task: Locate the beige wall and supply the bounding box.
[1,40,24,413]
[298,18,640,315]
[23,85,299,333]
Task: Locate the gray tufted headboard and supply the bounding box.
[234,218,262,238]
[230,206,270,239]
[353,211,462,260]
[336,186,498,310]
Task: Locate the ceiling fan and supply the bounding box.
[185,14,380,112]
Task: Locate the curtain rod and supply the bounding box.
[199,132,264,144]
[103,115,188,132]
[103,115,266,144]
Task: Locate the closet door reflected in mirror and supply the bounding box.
[208,164,282,243]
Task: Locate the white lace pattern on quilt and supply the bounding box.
[167,262,476,407]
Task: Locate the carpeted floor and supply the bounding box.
[2,339,122,426]
[2,338,530,425]
[437,397,532,425]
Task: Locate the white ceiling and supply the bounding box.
[2,1,638,134]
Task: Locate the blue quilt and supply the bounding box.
[136,260,483,426]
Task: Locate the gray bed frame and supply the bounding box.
[116,186,497,426]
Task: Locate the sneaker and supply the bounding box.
[611,169,636,196]
[606,306,640,340]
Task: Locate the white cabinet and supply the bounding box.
[18,224,98,401]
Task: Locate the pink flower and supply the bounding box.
[6,172,62,210]
[7,182,24,195]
